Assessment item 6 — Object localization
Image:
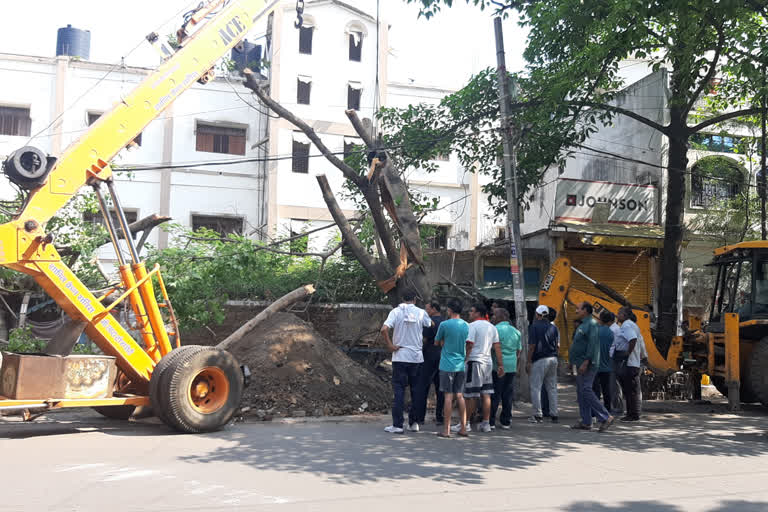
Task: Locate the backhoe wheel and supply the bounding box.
[150,346,206,425]
[748,337,768,406]
[153,346,243,434]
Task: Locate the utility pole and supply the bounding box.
[761,61,767,240]
[494,17,529,399]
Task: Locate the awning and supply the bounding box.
[297,75,312,84]
[348,81,362,91]
[476,284,539,302]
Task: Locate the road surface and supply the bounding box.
[1,394,767,511]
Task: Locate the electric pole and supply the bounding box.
[761,61,767,240]
[494,16,529,400]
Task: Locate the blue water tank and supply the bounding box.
[56,25,91,60]
[231,41,262,72]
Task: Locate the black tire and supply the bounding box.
[748,337,768,406]
[92,405,136,420]
[150,346,205,425]
[710,375,761,404]
[155,346,243,434]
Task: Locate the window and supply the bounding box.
[89,112,142,146]
[289,219,309,253]
[690,156,745,208]
[347,83,361,111]
[297,77,312,105]
[299,26,313,54]
[424,225,449,250]
[191,214,243,235]
[292,133,310,173]
[0,106,31,137]
[348,31,362,61]
[196,123,246,155]
[434,153,450,162]
[84,209,139,239]
[690,133,753,155]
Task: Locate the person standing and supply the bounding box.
[411,301,445,428]
[435,299,470,438]
[570,302,614,432]
[381,290,433,434]
[614,306,645,422]
[592,310,616,412]
[527,305,559,423]
[455,303,503,433]
[490,307,521,429]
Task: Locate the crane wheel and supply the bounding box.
[710,375,760,404]
[150,346,205,425]
[152,345,243,433]
[748,337,768,406]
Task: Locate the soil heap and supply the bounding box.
[226,312,390,418]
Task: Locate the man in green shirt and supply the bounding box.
[490,308,521,429]
[435,299,470,438]
[569,301,614,432]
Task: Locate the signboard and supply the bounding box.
[554,178,658,225]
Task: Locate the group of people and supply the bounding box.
[380,292,647,437]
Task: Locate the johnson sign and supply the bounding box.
[554,178,658,225]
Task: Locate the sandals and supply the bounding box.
[570,422,592,431]
[437,432,451,439]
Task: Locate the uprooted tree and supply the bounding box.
[241,69,432,305]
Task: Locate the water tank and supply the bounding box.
[56,25,91,60]
[231,41,262,72]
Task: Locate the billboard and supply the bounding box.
[554,178,658,225]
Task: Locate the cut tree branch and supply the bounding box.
[689,107,764,133]
[242,69,366,189]
[216,284,316,351]
[316,174,389,280]
[346,110,376,149]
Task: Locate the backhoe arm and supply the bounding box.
[539,257,681,374]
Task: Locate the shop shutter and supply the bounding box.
[554,249,652,358]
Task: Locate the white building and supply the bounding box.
[0,52,269,255]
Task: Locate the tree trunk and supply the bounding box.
[658,113,689,350]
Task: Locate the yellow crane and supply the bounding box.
[0,0,280,433]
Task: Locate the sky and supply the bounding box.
[0,0,528,91]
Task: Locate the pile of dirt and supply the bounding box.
[227,312,391,418]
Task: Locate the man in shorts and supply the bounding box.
[435,299,470,438]
[453,303,503,433]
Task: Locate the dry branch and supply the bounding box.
[217,284,316,351]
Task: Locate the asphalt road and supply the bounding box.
[1,396,767,512]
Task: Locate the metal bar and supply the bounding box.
[155,269,181,348]
[106,180,140,264]
[92,183,126,266]
[98,265,160,316]
[0,396,150,409]
[724,312,740,411]
[133,262,173,356]
[571,265,597,285]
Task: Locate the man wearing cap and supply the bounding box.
[527,304,560,423]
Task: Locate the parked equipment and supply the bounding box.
[540,247,768,409]
[0,0,281,432]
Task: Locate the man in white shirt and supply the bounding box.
[452,303,503,433]
[613,306,644,421]
[381,290,433,433]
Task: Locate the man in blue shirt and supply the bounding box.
[411,301,445,428]
[592,310,616,411]
[435,299,470,438]
[527,305,559,423]
[570,302,614,432]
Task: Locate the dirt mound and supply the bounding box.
[227,312,390,418]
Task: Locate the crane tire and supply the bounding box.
[748,337,768,406]
[710,375,760,404]
[150,346,206,425]
[155,346,243,434]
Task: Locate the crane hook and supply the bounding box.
[295,0,305,28]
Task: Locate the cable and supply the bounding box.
[25,0,200,145]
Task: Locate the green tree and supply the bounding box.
[406,0,768,341]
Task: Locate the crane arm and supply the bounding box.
[0,0,281,386]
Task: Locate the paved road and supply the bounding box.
[1,397,767,512]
